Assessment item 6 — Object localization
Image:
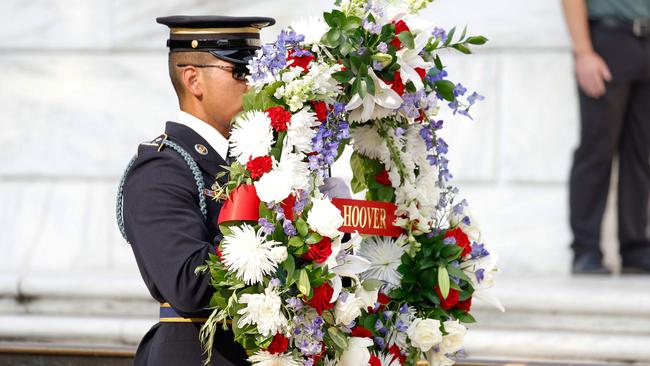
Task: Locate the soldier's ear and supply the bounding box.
[182,66,203,99]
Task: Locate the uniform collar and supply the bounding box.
[164,121,228,179]
[176,111,229,161]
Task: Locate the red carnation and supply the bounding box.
[266,106,292,132]
[389,344,406,365]
[456,297,472,312]
[351,326,373,338]
[307,282,335,314]
[310,101,329,122]
[370,292,391,312]
[444,227,472,257]
[267,333,289,354]
[215,245,223,262]
[415,67,427,80]
[287,49,315,72]
[435,286,460,310]
[375,170,391,186]
[390,20,411,49]
[369,354,381,366]
[385,71,405,96]
[303,236,333,264]
[246,155,273,180]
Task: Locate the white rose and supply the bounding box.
[340,337,373,366]
[407,318,442,352]
[440,320,466,354]
[306,197,344,238]
[335,293,364,325]
[270,246,288,264]
[254,168,293,203]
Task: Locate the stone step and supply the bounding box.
[465,328,650,365]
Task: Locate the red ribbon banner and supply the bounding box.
[217,185,403,237]
[332,198,403,237]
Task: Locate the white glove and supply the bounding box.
[319,177,352,199]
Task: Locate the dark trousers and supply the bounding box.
[570,21,650,267]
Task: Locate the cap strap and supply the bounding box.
[167,38,261,50]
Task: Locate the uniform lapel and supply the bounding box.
[164,122,229,180]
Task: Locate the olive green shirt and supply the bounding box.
[587,0,650,21]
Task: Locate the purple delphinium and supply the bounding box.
[283,220,298,236]
[309,102,349,179]
[471,243,490,259]
[453,83,467,97]
[248,29,305,82]
[431,27,448,42]
[258,218,275,235]
[377,41,389,53]
[475,268,486,283]
[374,336,386,349]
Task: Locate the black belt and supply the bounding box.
[592,17,650,37]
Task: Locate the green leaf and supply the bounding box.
[288,236,304,247]
[328,327,349,351]
[362,279,383,291]
[269,131,286,161]
[365,76,375,96]
[447,264,472,283]
[306,232,323,245]
[258,202,273,220]
[397,31,415,49]
[350,55,363,75]
[333,70,354,83]
[433,55,444,71]
[321,310,335,325]
[297,269,311,297]
[459,25,468,41]
[453,310,477,323]
[452,43,472,54]
[438,266,450,300]
[343,16,362,31]
[444,26,456,46]
[283,254,295,285]
[466,35,488,45]
[218,224,234,237]
[323,12,336,27]
[434,80,456,101]
[326,29,341,46]
[350,151,369,193]
[296,218,309,237]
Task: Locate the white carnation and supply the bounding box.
[407,318,442,352]
[237,283,288,337]
[351,125,390,162]
[229,111,275,164]
[286,109,321,154]
[254,153,310,203]
[306,197,344,238]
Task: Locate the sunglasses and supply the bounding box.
[176,63,249,81]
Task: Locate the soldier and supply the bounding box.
[116,15,275,366]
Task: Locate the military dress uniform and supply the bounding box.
[115,16,274,366]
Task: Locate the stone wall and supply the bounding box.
[1,0,613,281]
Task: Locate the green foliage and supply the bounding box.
[242,82,281,111]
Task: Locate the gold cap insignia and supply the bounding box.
[191,39,199,48]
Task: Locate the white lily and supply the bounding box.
[460,252,505,312]
[346,68,403,123]
[395,26,432,90]
[323,237,371,303]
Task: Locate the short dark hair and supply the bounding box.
[167,51,220,102]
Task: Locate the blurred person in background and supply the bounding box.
[562,0,650,275]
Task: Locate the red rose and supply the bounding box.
[375,170,391,186]
[266,106,292,132]
[390,20,411,49]
[351,326,373,338]
[303,236,332,264]
[310,101,328,122]
[267,333,289,354]
[415,67,427,80]
[385,71,405,96]
[287,49,315,72]
[456,297,472,312]
[307,282,335,314]
[369,354,381,366]
[246,155,273,180]
[435,286,459,310]
[389,344,406,365]
[215,245,223,262]
[444,227,472,257]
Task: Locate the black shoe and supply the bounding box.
[621,263,650,274]
[572,253,611,275]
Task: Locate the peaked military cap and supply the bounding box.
[156,15,276,64]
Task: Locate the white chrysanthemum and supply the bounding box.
[373,352,402,366]
[290,17,330,50]
[230,111,274,164]
[280,152,311,191]
[221,224,283,285]
[238,283,288,337]
[286,109,321,154]
[351,125,391,162]
[405,125,429,168]
[248,351,301,366]
[357,235,407,289]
